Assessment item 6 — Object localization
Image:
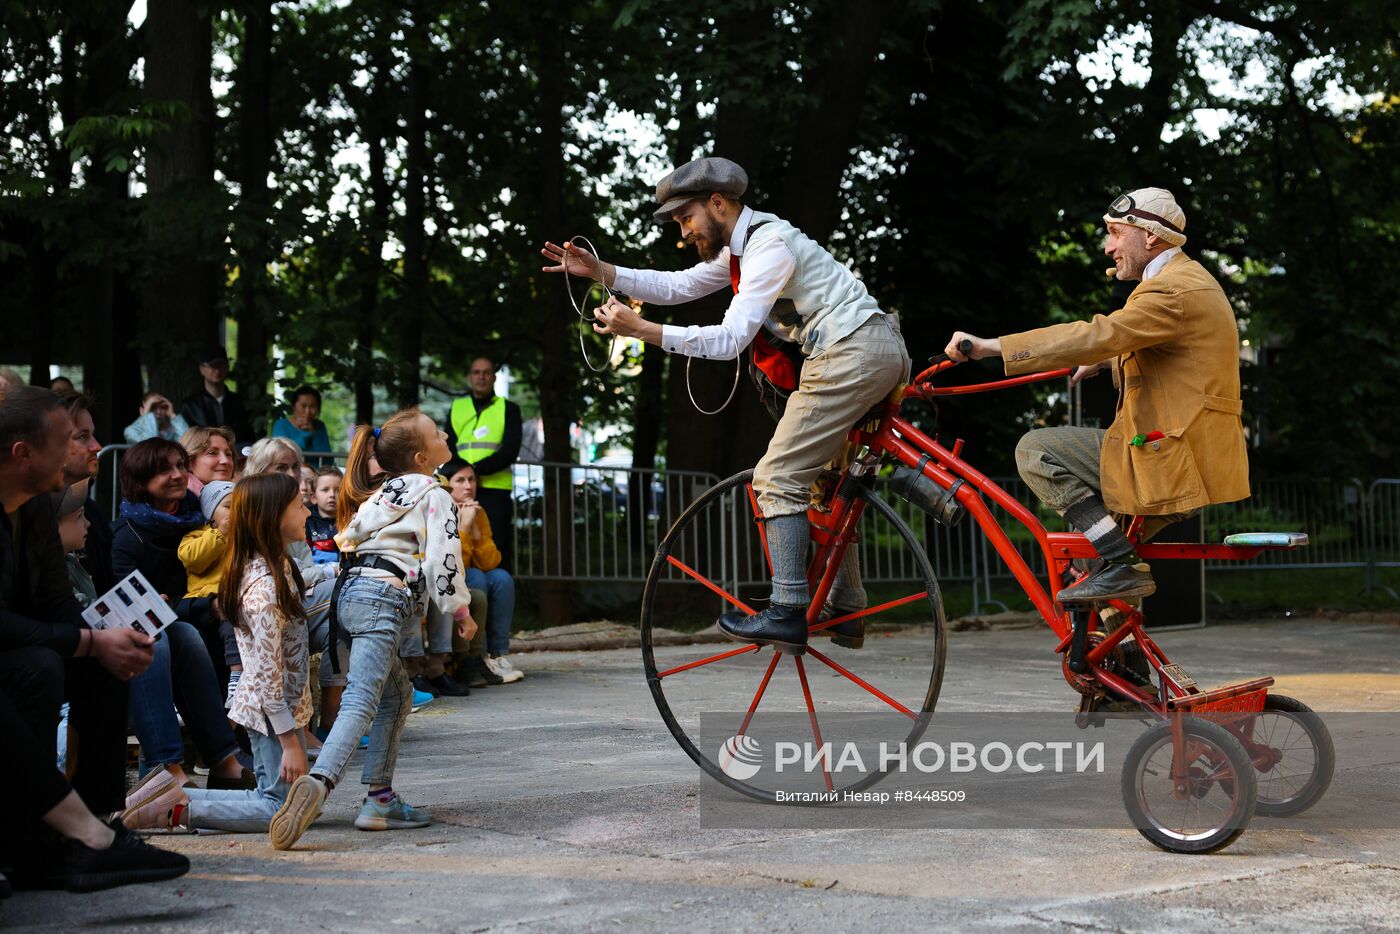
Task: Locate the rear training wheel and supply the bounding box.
[1243,694,1334,817]
[641,469,947,802]
[1121,716,1258,854]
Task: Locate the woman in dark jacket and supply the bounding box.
[113,439,251,789]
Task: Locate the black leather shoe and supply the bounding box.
[426,672,470,697]
[812,605,865,649]
[411,675,439,697]
[717,604,809,654]
[1056,561,1155,604]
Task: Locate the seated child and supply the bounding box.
[178,479,242,699]
[121,473,315,834]
[58,479,96,609]
[305,467,342,565]
[56,479,94,772]
[443,458,522,684]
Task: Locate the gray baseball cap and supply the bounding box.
[651,157,749,222]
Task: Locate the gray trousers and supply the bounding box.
[1014,427,1106,513]
[1014,426,1192,539]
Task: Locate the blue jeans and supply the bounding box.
[129,620,240,775]
[465,567,515,656]
[186,725,302,831]
[311,575,413,790]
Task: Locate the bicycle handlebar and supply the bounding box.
[911,339,972,385]
[906,340,1072,399]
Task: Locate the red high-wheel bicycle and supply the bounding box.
[640,348,1333,854]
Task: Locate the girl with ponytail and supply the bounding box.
[270,409,476,850]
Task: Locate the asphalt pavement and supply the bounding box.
[4,617,1398,932]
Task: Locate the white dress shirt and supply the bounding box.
[610,206,798,360]
[1142,246,1181,282]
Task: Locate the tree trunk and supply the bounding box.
[627,343,666,545]
[397,2,429,408]
[234,0,274,432]
[776,0,888,242]
[351,33,397,427]
[530,10,578,625]
[141,0,219,401]
[75,5,143,442]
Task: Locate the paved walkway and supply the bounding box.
[5,618,1398,931]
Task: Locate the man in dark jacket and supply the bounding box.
[0,387,154,844]
[178,347,253,445]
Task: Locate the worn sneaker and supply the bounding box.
[486,654,524,684]
[64,820,190,893]
[269,774,328,851]
[120,769,190,832]
[354,793,432,831]
[411,688,435,712]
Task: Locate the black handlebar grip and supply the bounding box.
[927,339,977,369]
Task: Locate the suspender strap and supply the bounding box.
[326,554,408,674]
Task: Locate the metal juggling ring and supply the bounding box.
[564,234,619,374]
[684,350,741,416]
[562,234,741,415]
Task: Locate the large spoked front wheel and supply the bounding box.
[641,469,947,802]
[1121,717,1258,854]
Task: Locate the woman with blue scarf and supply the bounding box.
[112,440,254,791]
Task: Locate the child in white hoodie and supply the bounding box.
[270,409,476,851]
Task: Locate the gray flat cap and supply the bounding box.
[652,157,748,222]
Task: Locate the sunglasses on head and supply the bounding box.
[1107,193,1183,234]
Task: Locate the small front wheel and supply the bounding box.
[1121,717,1258,854]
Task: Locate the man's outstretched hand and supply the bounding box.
[943,332,1002,362]
[541,240,603,280]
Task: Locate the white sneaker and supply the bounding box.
[486,655,524,683]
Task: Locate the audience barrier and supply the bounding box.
[93,445,1400,608]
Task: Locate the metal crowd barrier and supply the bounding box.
[1365,479,1400,598]
[91,445,1400,602]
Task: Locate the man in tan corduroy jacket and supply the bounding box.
[945,188,1249,604]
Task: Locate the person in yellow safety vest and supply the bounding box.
[443,355,522,572]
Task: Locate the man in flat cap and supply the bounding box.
[944,187,1250,605]
[542,156,910,654]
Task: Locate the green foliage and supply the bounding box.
[2,0,1397,480]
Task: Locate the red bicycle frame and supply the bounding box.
[803,357,1274,718]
